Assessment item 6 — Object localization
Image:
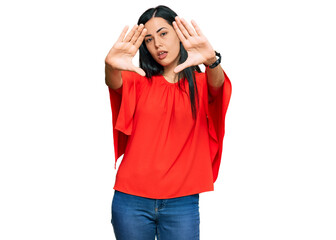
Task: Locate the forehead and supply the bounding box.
[144,17,171,32]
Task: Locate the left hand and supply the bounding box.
[172,16,216,73]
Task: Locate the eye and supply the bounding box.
[145,38,152,43]
[161,32,167,36]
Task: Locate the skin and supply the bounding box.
[144,17,181,83]
[172,16,225,90]
[105,16,224,91]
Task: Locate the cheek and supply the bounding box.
[171,36,180,51]
[169,39,180,55]
[146,45,156,58]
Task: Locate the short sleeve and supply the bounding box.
[203,67,232,183]
[108,71,138,169]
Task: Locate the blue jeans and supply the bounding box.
[111,190,200,240]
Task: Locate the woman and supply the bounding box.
[105,5,232,240]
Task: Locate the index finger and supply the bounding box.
[172,20,187,43]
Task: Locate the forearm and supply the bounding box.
[105,64,122,89]
[204,55,225,89]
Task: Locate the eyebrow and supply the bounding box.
[145,27,167,37]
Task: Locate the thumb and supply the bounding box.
[174,62,189,74]
[132,66,146,77]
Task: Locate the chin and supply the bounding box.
[157,60,170,67]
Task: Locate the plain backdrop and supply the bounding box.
[1,0,335,239]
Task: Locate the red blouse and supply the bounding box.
[108,67,232,199]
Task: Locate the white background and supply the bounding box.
[1,0,335,239]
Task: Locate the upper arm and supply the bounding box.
[109,84,123,94]
[208,82,223,102]
[107,80,123,90]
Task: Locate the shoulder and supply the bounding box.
[194,70,205,78]
[121,71,139,82]
[193,70,206,89]
[120,71,148,96]
[120,71,148,85]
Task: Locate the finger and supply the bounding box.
[117,25,129,42]
[130,24,144,44]
[134,27,147,49]
[124,24,138,42]
[172,20,187,43]
[180,17,197,36]
[175,16,192,39]
[174,62,190,73]
[190,19,203,36]
[133,66,146,77]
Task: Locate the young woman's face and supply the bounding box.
[144,17,180,69]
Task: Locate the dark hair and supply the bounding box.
[137,5,202,120]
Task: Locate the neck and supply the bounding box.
[163,57,180,83]
[163,70,177,82]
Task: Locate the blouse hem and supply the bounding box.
[113,185,215,199]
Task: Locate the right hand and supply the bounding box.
[105,24,147,76]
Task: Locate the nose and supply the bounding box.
[154,37,162,48]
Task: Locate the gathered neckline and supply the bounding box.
[159,75,180,86]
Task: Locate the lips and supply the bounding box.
[158,51,168,60]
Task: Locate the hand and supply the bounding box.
[172,16,216,73]
[105,24,147,76]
